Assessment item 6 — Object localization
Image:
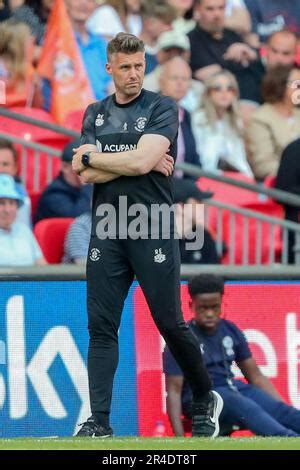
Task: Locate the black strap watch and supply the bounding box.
[81,151,92,168]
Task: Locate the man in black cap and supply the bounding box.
[174,178,219,264]
[34,139,92,224]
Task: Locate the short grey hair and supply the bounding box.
[107,33,145,61]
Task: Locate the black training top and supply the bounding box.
[80,89,178,236]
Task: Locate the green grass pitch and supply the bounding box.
[0,437,299,450]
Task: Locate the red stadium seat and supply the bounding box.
[221,200,284,265]
[2,107,72,150]
[34,217,74,263]
[264,175,276,188]
[0,107,72,192]
[198,172,259,232]
[198,172,258,206]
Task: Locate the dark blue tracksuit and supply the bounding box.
[163,319,300,437]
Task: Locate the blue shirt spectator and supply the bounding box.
[75,31,111,101]
[0,174,45,266]
[42,32,111,111]
[0,222,43,266]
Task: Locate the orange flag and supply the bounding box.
[37,0,94,124]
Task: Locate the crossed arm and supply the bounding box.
[72,134,174,183]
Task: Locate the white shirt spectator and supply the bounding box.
[0,222,43,266]
[87,5,142,39]
[192,110,253,176]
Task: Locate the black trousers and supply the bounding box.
[86,236,211,419]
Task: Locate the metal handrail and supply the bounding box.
[206,199,300,232]
[1,264,300,280]
[0,107,80,138]
[177,162,300,208]
[0,132,61,156]
[205,198,300,264]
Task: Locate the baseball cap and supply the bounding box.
[62,138,81,163]
[173,178,213,203]
[157,30,190,52]
[0,174,24,206]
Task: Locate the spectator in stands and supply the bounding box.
[12,0,54,48]
[265,30,298,69]
[244,0,300,45]
[0,174,46,266]
[187,0,264,104]
[158,56,202,176]
[163,274,300,437]
[144,29,204,113]
[0,19,42,107]
[139,0,177,74]
[174,179,219,264]
[241,30,299,108]
[57,0,111,102]
[0,0,10,21]
[88,0,142,40]
[168,0,251,36]
[34,139,92,224]
[246,65,300,180]
[0,138,31,227]
[63,211,91,264]
[275,138,300,264]
[192,69,253,176]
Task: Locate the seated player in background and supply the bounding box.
[163,274,300,437]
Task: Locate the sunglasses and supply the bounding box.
[209,85,237,92]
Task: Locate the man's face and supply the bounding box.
[190,292,222,331]
[160,59,191,102]
[267,34,297,68]
[0,198,18,230]
[66,0,96,23]
[106,52,145,99]
[195,0,226,34]
[0,149,17,177]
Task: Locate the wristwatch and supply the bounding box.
[81,151,93,168]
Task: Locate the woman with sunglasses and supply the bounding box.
[192,69,252,176]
